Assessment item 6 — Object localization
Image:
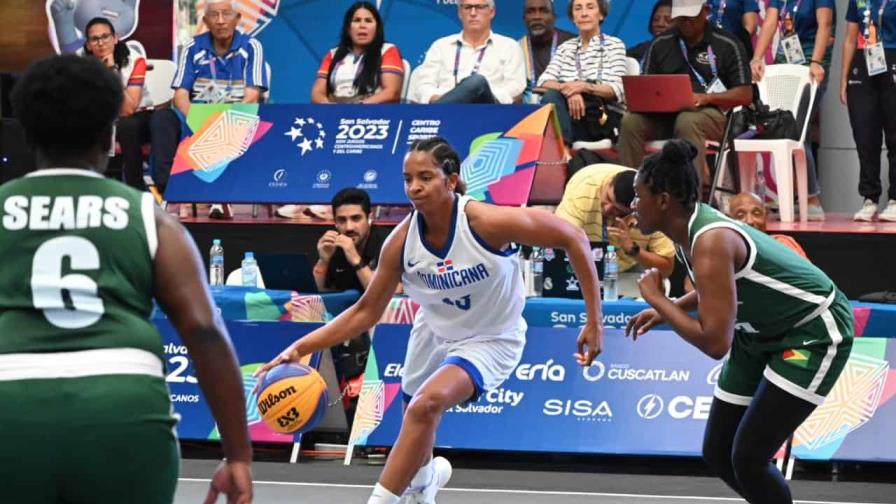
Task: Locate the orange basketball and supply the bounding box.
[256,363,328,434]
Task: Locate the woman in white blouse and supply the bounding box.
[537,0,627,147]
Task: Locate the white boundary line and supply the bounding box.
[177,478,884,504]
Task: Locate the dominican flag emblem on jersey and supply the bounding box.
[437,260,454,273]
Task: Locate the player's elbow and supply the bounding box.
[704,339,731,360]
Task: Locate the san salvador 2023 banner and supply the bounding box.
[164,103,559,205]
[353,326,896,462]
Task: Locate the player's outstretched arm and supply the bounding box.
[637,228,740,360]
[467,202,603,366]
[152,206,253,503]
[254,218,411,377]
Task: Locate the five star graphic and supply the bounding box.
[285,116,326,156]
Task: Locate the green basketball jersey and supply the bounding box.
[0,169,162,360]
[678,203,843,338]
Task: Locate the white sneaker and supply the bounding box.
[410,457,452,504]
[854,199,879,221]
[275,204,301,219]
[879,200,896,222]
[806,203,826,221]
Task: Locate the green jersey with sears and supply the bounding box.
[0,169,161,359]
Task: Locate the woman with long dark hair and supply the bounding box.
[311,2,404,104]
[81,16,151,190]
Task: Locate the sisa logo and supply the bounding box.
[636,394,713,420]
[383,363,404,378]
[543,399,613,421]
[514,359,566,382]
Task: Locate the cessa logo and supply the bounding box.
[543,399,613,421]
[268,168,287,188]
[515,359,566,382]
[637,394,664,419]
[636,394,714,420]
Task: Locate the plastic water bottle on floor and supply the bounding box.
[531,246,544,297]
[241,252,258,287]
[604,246,619,301]
[209,239,224,286]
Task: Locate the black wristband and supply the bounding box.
[626,243,641,257]
[353,261,367,271]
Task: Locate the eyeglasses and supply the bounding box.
[460,3,492,12]
[205,10,237,21]
[87,33,113,45]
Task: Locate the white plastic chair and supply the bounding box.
[400,58,411,102]
[624,56,641,77]
[144,59,176,107]
[733,64,816,223]
[406,64,426,103]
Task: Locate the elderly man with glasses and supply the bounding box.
[149,0,269,218]
[414,0,527,104]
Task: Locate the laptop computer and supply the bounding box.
[542,242,608,299]
[255,253,318,293]
[622,74,696,113]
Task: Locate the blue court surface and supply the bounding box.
[176,458,894,504]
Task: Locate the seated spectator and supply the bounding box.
[706,0,760,54]
[537,0,627,147]
[415,1,526,104]
[150,0,268,219]
[311,2,404,104]
[313,188,389,293]
[556,163,676,296]
[618,0,752,189]
[627,0,673,63]
[519,0,576,104]
[728,192,809,258]
[81,17,152,191]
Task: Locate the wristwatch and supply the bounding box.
[625,243,641,257]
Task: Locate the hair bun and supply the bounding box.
[661,139,698,165]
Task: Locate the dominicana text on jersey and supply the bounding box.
[401,196,526,341]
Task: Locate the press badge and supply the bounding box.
[865,42,888,76]
[206,82,227,103]
[706,77,727,94]
[781,34,806,65]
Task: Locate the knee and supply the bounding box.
[149,109,177,134]
[405,392,447,425]
[730,441,761,480]
[673,113,702,136]
[620,112,645,135]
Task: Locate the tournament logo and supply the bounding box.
[285,117,327,156]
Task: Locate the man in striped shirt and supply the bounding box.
[149,0,268,215]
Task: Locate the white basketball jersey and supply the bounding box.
[402,195,526,340]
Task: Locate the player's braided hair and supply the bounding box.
[638,139,701,212]
[408,137,467,195]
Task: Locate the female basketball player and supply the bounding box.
[625,140,853,504]
[255,137,604,504]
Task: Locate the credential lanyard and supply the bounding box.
[208,57,234,102]
[330,53,365,88]
[678,38,718,90]
[715,0,727,28]
[527,31,559,89]
[575,33,606,81]
[454,40,489,85]
[779,0,804,34]
[862,0,890,40]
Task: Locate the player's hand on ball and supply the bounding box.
[625,308,663,340]
[574,322,602,366]
[637,267,666,303]
[251,345,302,395]
[204,460,253,504]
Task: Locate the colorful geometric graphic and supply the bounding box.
[195,0,280,37]
[172,105,273,183]
[379,298,421,324]
[345,343,402,463]
[793,338,895,459]
[279,291,331,322]
[461,105,561,205]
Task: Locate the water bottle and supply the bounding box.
[209,239,224,286]
[531,246,544,297]
[241,252,258,287]
[520,249,533,295]
[604,245,619,301]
